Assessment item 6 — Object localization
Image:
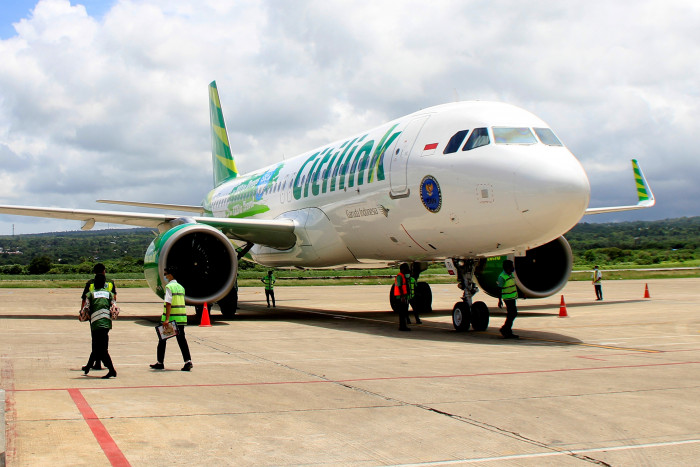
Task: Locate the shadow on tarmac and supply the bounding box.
[217,303,586,347]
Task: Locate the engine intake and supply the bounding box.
[475,236,573,299]
[144,223,238,305]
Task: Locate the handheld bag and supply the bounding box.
[155,321,179,341]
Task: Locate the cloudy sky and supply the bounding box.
[1,0,699,235]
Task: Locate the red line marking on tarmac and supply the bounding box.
[67,388,131,467]
[11,360,700,393]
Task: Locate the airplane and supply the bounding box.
[0,81,655,331]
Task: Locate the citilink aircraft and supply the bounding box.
[0,81,654,330]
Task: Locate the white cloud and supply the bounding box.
[0,0,699,235]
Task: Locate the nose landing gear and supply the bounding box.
[449,258,489,332]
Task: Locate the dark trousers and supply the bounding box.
[87,328,114,372]
[595,284,603,300]
[501,299,518,335]
[398,300,409,330]
[406,299,421,324]
[265,289,275,306]
[157,325,191,363]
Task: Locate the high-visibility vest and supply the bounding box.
[89,280,114,293]
[498,271,518,300]
[262,275,275,290]
[162,280,187,324]
[408,276,417,300]
[593,270,602,283]
[394,272,408,298]
[87,288,113,330]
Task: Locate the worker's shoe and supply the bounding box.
[181,362,193,372]
[102,370,117,379]
[149,363,164,370]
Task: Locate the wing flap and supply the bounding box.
[97,199,205,214]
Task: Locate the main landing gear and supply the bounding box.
[450,259,489,332]
[389,262,433,315]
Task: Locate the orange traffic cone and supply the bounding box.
[199,302,212,327]
[558,295,568,317]
[644,283,651,299]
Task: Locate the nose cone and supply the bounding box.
[514,152,590,238]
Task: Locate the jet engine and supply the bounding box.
[475,236,573,299]
[144,222,238,305]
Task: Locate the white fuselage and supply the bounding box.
[203,101,591,266]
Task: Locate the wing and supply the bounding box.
[97,199,205,214]
[0,205,296,249]
[584,159,655,215]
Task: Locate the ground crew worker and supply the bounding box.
[261,270,276,307]
[82,274,117,378]
[406,272,422,325]
[394,263,411,331]
[496,259,519,339]
[593,265,603,300]
[80,263,117,371]
[150,267,193,371]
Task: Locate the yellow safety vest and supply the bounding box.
[498,272,518,300]
[162,280,187,324]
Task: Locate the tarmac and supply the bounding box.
[1,278,699,466]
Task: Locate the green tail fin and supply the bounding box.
[209,81,238,186]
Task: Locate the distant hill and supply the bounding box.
[0,228,156,266]
[566,216,699,250]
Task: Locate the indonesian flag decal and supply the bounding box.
[424,143,438,151]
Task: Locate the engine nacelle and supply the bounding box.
[475,236,573,299]
[144,223,238,305]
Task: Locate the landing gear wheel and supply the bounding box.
[194,304,204,324]
[470,301,490,331]
[415,282,433,313]
[452,302,471,331]
[218,290,238,318]
[389,287,400,312]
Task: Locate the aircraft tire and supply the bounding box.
[389,287,400,312]
[415,282,433,313]
[219,290,238,318]
[194,304,204,324]
[452,302,471,331]
[470,301,489,331]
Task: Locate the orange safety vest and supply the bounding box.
[393,272,408,297]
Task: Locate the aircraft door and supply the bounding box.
[390,115,430,198]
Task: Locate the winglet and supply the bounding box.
[585,159,655,215]
[631,159,654,206]
[209,81,238,186]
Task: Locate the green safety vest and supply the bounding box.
[498,271,518,300]
[162,280,187,324]
[87,288,113,330]
[408,276,416,300]
[262,275,275,290]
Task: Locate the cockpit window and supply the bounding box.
[492,127,537,144]
[443,129,469,154]
[533,128,563,146]
[462,127,490,151]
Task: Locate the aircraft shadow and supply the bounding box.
[221,303,584,347]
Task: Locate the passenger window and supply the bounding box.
[462,127,490,151]
[534,128,563,146]
[492,127,537,144]
[444,130,469,154]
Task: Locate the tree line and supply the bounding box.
[0,217,698,274]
